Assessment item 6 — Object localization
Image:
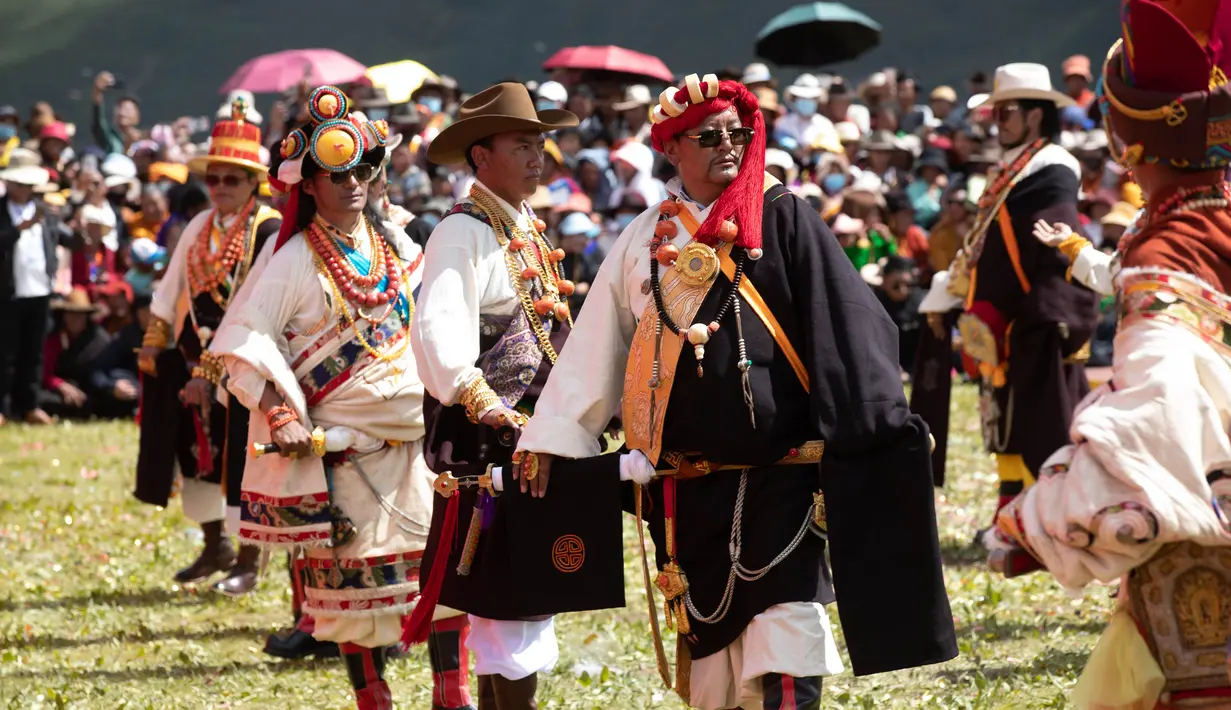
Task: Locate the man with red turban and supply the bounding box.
[514,73,957,709]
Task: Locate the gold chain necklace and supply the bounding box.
[467,186,572,364]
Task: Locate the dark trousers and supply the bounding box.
[0,295,50,417]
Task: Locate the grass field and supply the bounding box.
[0,384,1112,709]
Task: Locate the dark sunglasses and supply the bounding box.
[682,127,755,149]
[329,164,377,185]
[993,104,1021,124]
[205,174,248,188]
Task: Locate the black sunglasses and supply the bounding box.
[205,174,248,188]
[682,127,755,149]
[329,164,377,185]
[993,104,1021,124]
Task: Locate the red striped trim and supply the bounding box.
[302,550,424,569]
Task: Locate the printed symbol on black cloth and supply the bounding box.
[552,534,585,573]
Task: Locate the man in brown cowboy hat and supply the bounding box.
[408,81,576,709]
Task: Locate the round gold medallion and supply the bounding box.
[674,241,720,286]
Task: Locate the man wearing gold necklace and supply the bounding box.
[133,98,281,597]
[407,82,578,709]
[914,63,1099,537]
[209,87,447,710]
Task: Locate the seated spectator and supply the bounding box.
[96,278,133,335]
[541,138,582,205]
[88,292,147,418]
[39,288,117,419]
[764,148,796,186]
[125,185,168,242]
[157,181,209,253]
[927,184,973,277]
[575,148,616,211]
[874,255,925,380]
[906,147,949,228]
[124,237,165,298]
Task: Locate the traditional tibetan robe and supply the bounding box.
[211,222,430,648]
[915,142,1100,483]
[993,208,1231,708]
[519,176,957,707]
[134,205,279,517]
[410,181,572,681]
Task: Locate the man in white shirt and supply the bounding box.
[0,148,76,426]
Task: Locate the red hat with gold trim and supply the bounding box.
[1101,0,1231,169]
[187,96,268,179]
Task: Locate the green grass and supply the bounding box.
[0,384,1111,708]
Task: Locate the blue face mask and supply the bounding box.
[536,99,559,112]
[418,96,443,114]
[821,173,847,195]
[614,213,637,231]
[0,125,15,141]
[419,214,441,230]
[794,98,818,117]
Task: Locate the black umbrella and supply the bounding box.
[755,2,882,67]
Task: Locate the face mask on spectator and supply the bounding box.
[821,173,847,195]
[614,212,637,231]
[536,99,559,112]
[794,98,818,117]
[419,96,443,114]
[0,125,15,141]
[419,213,441,229]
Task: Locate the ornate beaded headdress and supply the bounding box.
[268,85,391,250]
[648,73,768,250]
[1101,0,1231,170]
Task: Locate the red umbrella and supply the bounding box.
[542,46,674,84]
[219,49,368,94]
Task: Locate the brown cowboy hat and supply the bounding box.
[428,82,577,165]
[51,287,99,313]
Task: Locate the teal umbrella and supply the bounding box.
[755,2,882,67]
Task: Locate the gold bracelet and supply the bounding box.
[197,351,226,385]
[460,376,501,424]
[142,317,172,349]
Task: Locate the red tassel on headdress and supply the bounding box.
[650,79,768,251]
[401,491,460,648]
[273,185,300,252]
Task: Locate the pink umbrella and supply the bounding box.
[542,46,674,84]
[219,49,368,94]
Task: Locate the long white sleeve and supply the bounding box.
[1070,246,1116,296]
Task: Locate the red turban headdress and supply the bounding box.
[649,74,768,250]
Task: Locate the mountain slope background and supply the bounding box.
[0,0,1119,124]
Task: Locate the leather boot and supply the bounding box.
[212,544,260,596]
[476,676,497,710]
[354,681,393,710]
[174,521,236,584]
[428,615,475,709]
[343,644,392,710]
[491,673,538,710]
[264,614,340,659]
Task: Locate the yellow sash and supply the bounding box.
[622,177,810,464]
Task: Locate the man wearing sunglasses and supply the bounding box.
[210,86,444,710]
[133,98,281,599]
[915,63,1098,529]
[516,73,956,709]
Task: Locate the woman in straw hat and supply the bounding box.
[132,97,282,598]
[993,3,1231,706]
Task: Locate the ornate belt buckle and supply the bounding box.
[957,313,1000,367]
[433,471,459,497]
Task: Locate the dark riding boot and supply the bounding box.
[212,543,260,596]
[761,673,822,710]
[174,520,235,584]
[491,673,538,710]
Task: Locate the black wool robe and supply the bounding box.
[521,184,958,676]
[134,217,279,510]
[911,159,1099,479]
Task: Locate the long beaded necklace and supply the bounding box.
[648,198,757,427]
[962,138,1049,264]
[187,198,257,302]
[467,185,575,364]
[306,216,402,319]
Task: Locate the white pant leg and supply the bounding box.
[224,505,241,535]
[467,616,558,681]
[689,602,844,710]
[180,477,225,524]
